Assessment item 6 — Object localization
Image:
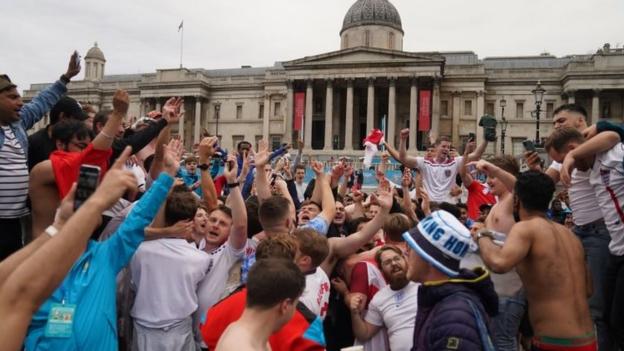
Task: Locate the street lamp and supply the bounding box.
[215,103,221,139]
[531,81,546,145]
[500,98,508,154]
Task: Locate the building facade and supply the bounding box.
[24,0,624,158]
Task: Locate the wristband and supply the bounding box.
[100,130,115,140]
[198,163,210,171]
[227,182,240,188]
[60,74,70,84]
[45,225,59,237]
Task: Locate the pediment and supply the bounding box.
[282,47,444,69]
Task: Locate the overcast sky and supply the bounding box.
[3,0,623,92]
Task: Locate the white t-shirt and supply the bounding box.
[365,282,419,351]
[415,156,463,203]
[589,144,624,255]
[299,267,330,320]
[549,161,603,226]
[130,239,210,328]
[197,241,247,324]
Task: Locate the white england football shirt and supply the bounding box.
[549,161,603,226]
[415,156,463,203]
[365,282,419,351]
[589,143,624,255]
[299,267,330,320]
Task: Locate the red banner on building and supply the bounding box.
[418,90,432,131]
[293,92,305,132]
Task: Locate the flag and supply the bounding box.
[362,129,384,169]
[178,20,184,32]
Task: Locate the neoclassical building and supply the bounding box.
[24,0,624,158]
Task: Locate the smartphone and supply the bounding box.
[468,133,476,142]
[73,51,81,69]
[522,139,536,153]
[74,165,101,210]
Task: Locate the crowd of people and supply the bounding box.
[0,51,623,351]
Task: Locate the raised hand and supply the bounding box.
[92,147,138,210]
[163,138,183,176]
[401,169,412,188]
[65,51,81,79]
[400,128,410,141]
[254,139,271,168]
[331,163,345,180]
[352,189,364,203]
[524,151,542,172]
[468,160,494,175]
[198,136,218,160]
[223,154,238,183]
[464,141,476,155]
[419,187,431,215]
[167,220,194,240]
[112,89,130,116]
[310,160,324,176]
[162,97,184,124]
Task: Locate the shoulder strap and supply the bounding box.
[462,295,496,351]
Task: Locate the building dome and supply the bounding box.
[341,0,403,34]
[85,42,106,62]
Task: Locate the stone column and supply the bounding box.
[591,89,601,124]
[476,91,485,145]
[387,78,397,147]
[155,99,161,112]
[263,93,271,140]
[451,91,461,146]
[567,90,576,104]
[366,78,375,133]
[409,78,418,150]
[304,80,314,149]
[285,81,294,144]
[345,79,354,150]
[323,79,334,150]
[194,97,202,144]
[431,77,441,138]
[178,98,185,144]
[139,98,145,117]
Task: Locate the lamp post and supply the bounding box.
[215,103,221,139]
[531,81,546,145]
[500,98,508,154]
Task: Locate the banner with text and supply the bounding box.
[294,92,305,134]
[418,90,432,131]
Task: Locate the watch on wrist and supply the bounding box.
[476,229,495,241]
[198,163,210,171]
[60,74,70,84]
[227,181,240,189]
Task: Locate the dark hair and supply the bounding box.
[246,197,263,238]
[479,204,492,213]
[93,110,111,132]
[237,141,252,151]
[246,258,305,309]
[300,199,321,211]
[553,104,588,121]
[438,202,461,219]
[383,213,411,242]
[488,155,520,176]
[258,195,291,228]
[164,190,199,226]
[544,127,585,153]
[295,164,306,172]
[210,205,232,219]
[348,216,370,233]
[434,136,451,146]
[256,234,298,261]
[293,228,329,267]
[514,171,555,213]
[456,203,467,210]
[51,119,92,144]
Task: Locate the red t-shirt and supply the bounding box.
[201,288,325,351]
[49,144,112,198]
[466,181,496,220]
[349,261,386,309]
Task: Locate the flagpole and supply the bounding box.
[179,21,184,68]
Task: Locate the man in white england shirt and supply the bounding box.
[397,129,488,203]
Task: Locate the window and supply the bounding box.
[258,103,264,119]
[271,135,282,150]
[464,100,473,116]
[388,32,395,49]
[546,102,554,118]
[232,135,244,148]
[441,100,449,118]
[273,102,281,117]
[512,138,525,156]
[365,30,370,46]
[486,102,495,116]
[516,102,524,119]
[236,104,243,119]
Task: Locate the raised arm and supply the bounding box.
[223,154,247,250]
[253,139,272,203]
[459,141,475,188]
[148,99,183,180]
[0,149,137,351]
[311,161,336,225]
[383,140,402,163]
[398,128,418,168]
[559,131,620,186]
[400,170,418,223]
[92,89,129,150]
[198,136,219,211]
[470,159,516,193]
[472,223,532,273]
[465,138,488,163]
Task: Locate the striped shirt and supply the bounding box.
[0,126,29,218]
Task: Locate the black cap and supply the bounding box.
[0,74,16,92]
[51,96,88,121]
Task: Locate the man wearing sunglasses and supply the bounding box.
[0,51,81,260]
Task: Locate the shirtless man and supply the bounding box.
[216,258,305,351]
[465,156,523,351]
[475,171,594,351]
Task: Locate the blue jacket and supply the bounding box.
[411,268,498,351]
[0,80,67,155]
[24,173,174,351]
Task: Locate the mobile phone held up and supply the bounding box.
[74,165,101,211]
[522,139,536,153]
[468,133,476,142]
